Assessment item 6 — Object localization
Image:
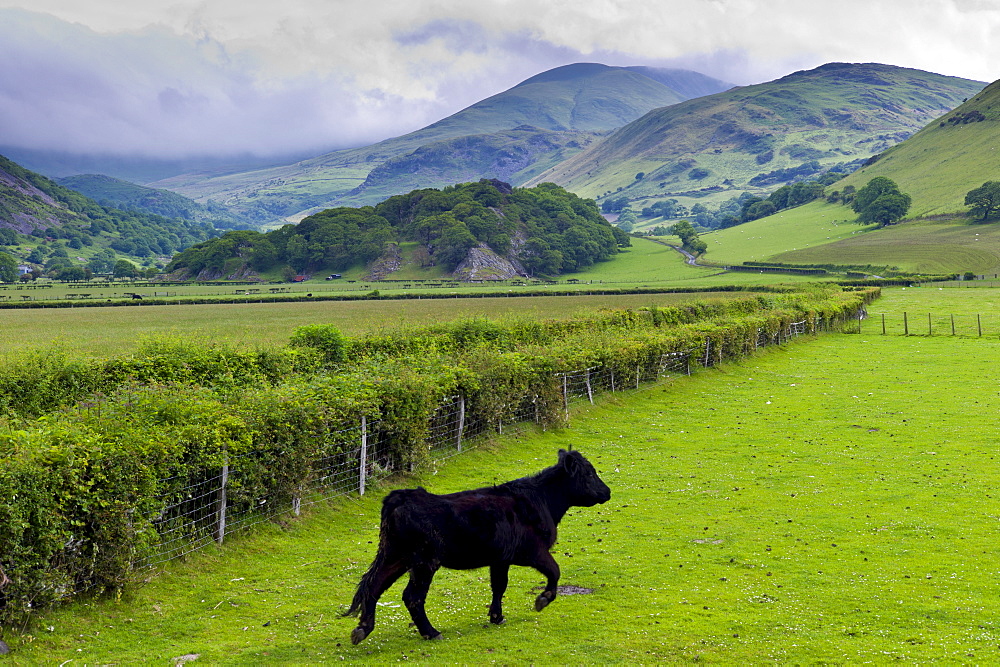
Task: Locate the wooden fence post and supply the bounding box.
[215,460,229,545]
[978,314,983,337]
[951,314,955,336]
[562,374,570,419]
[585,368,594,405]
[904,311,909,336]
[456,396,465,453]
[928,313,932,336]
[359,416,368,496]
[882,313,886,335]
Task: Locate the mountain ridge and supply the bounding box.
[149,63,733,223]
[526,62,986,209]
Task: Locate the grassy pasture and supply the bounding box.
[869,284,1000,336]
[699,200,869,266]
[770,217,1000,275]
[8,291,1000,662]
[0,290,758,358]
[701,199,1000,276]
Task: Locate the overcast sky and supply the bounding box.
[1,0,998,160]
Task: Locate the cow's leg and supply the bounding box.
[402,564,442,640]
[351,558,408,645]
[489,563,510,624]
[532,551,561,612]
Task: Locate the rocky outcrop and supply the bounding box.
[452,244,523,281]
[365,242,403,280]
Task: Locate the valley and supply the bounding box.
[5,4,1000,664]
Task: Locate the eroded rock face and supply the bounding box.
[452,244,522,281]
[364,242,402,281]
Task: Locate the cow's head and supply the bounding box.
[558,449,611,506]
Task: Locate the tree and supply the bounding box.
[113,259,140,280]
[669,220,707,257]
[87,248,117,274]
[852,177,911,227]
[0,251,17,283]
[858,193,912,226]
[55,266,91,282]
[964,181,1000,221]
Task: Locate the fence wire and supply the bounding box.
[131,317,823,572]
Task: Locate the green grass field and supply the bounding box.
[770,217,1000,274]
[697,199,1000,276]
[0,290,757,359]
[699,200,877,266]
[6,287,1000,663]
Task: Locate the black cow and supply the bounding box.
[345,449,611,643]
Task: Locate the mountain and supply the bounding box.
[825,78,1000,217]
[696,77,1000,275]
[527,63,985,209]
[57,174,253,229]
[0,154,216,274]
[150,64,732,224]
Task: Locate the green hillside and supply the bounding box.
[529,63,984,211]
[57,174,252,229]
[152,64,731,223]
[166,180,631,281]
[828,79,1000,216]
[341,126,598,207]
[700,194,1000,276]
[0,154,216,277]
[694,76,1000,275]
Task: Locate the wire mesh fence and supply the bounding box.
[133,318,822,572]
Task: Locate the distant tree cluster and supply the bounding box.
[749,160,823,187]
[965,181,1000,221]
[669,220,707,256]
[0,251,16,283]
[849,177,912,226]
[168,180,630,279]
[738,181,827,224]
[600,196,630,214]
[942,110,986,127]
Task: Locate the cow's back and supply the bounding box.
[380,485,555,569]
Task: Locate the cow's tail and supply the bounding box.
[343,490,408,617]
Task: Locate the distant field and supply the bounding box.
[0,290,759,359]
[770,217,1000,274]
[696,197,1000,276]
[866,284,1000,336]
[0,237,827,311]
[699,200,868,266]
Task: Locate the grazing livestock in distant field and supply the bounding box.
[345,449,611,644]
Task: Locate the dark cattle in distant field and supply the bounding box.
[345,449,611,644]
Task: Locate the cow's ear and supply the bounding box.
[558,448,568,460]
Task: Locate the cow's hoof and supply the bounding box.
[422,631,443,640]
[535,594,552,612]
[350,626,369,645]
[490,614,506,625]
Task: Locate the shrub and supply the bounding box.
[289,325,347,364]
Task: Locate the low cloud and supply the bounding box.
[0,1,996,162]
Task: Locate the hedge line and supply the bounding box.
[0,284,793,311]
[0,285,878,628]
